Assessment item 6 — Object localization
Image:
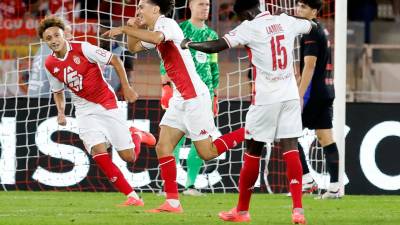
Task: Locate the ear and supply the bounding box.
[153,5,160,14]
[312,9,318,17]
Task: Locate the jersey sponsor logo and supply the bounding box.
[63,66,83,92]
[73,55,80,65]
[199,129,208,135]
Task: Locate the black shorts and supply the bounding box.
[302,98,334,129]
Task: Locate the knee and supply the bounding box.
[119,151,135,163]
[155,142,173,158]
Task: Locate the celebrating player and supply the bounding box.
[181,0,316,223]
[159,0,220,196]
[103,0,245,213]
[38,16,155,207]
[296,0,340,199]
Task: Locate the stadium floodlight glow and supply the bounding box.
[360,121,400,191]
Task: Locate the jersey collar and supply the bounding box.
[255,11,271,19]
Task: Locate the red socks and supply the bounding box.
[283,150,303,209]
[93,152,133,196]
[159,156,179,199]
[237,153,261,211]
[213,127,245,155]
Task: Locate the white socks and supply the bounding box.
[167,199,180,208]
[128,191,140,199]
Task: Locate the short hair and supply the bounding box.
[38,16,65,39]
[233,0,260,14]
[298,0,322,11]
[148,0,175,16]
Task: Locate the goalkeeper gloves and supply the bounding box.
[161,82,173,109]
[213,94,219,116]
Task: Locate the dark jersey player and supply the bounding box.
[296,0,340,199]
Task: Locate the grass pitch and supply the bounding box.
[0,191,399,225]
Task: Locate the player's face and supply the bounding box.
[190,0,210,21]
[137,0,159,26]
[42,27,66,53]
[296,2,315,19]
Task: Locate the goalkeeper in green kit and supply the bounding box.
[159,0,219,196]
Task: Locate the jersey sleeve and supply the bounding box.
[282,14,312,35]
[223,21,251,48]
[154,17,177,42]
[302,30,319,57]
[81,42,113,65]
[45,68,64,92]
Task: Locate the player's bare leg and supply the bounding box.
[193,127,245,161]
[91,143,143,207]
[147,125,184,213]
[218,139,263,222]
[316,129,340,199]
[281,138,306,224]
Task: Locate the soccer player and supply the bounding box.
[38,16,155,207]
[103,0,245,213]
[296,0,340,199]
[181,0,316,223]
[159,0,220,196]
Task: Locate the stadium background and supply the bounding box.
[0,0,400,197]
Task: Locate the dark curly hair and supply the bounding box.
[38,16,65,39]
[233,0,259,15]
[148,0,175,16]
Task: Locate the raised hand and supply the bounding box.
[102,27,124,39]
[122,86,139,103]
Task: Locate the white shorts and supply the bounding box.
[245,99,302,143]
[160,92,221,141]
[77,108,134,152]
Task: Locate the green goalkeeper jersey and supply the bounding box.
[160,20,220,95]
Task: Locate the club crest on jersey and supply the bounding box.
[73,55,80,65]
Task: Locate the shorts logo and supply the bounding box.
[73,55,80,64]
[199,129,208,135]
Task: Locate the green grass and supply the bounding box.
[0,192,399,225]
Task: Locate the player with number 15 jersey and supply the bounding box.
[182,0,314,222]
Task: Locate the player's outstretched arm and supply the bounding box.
[53,91,66,126]
[109,54,139,103]
[181,38,229,54]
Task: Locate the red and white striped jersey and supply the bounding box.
[141,15,208,100]
[223,12,312,105]
[45,41,117,116]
